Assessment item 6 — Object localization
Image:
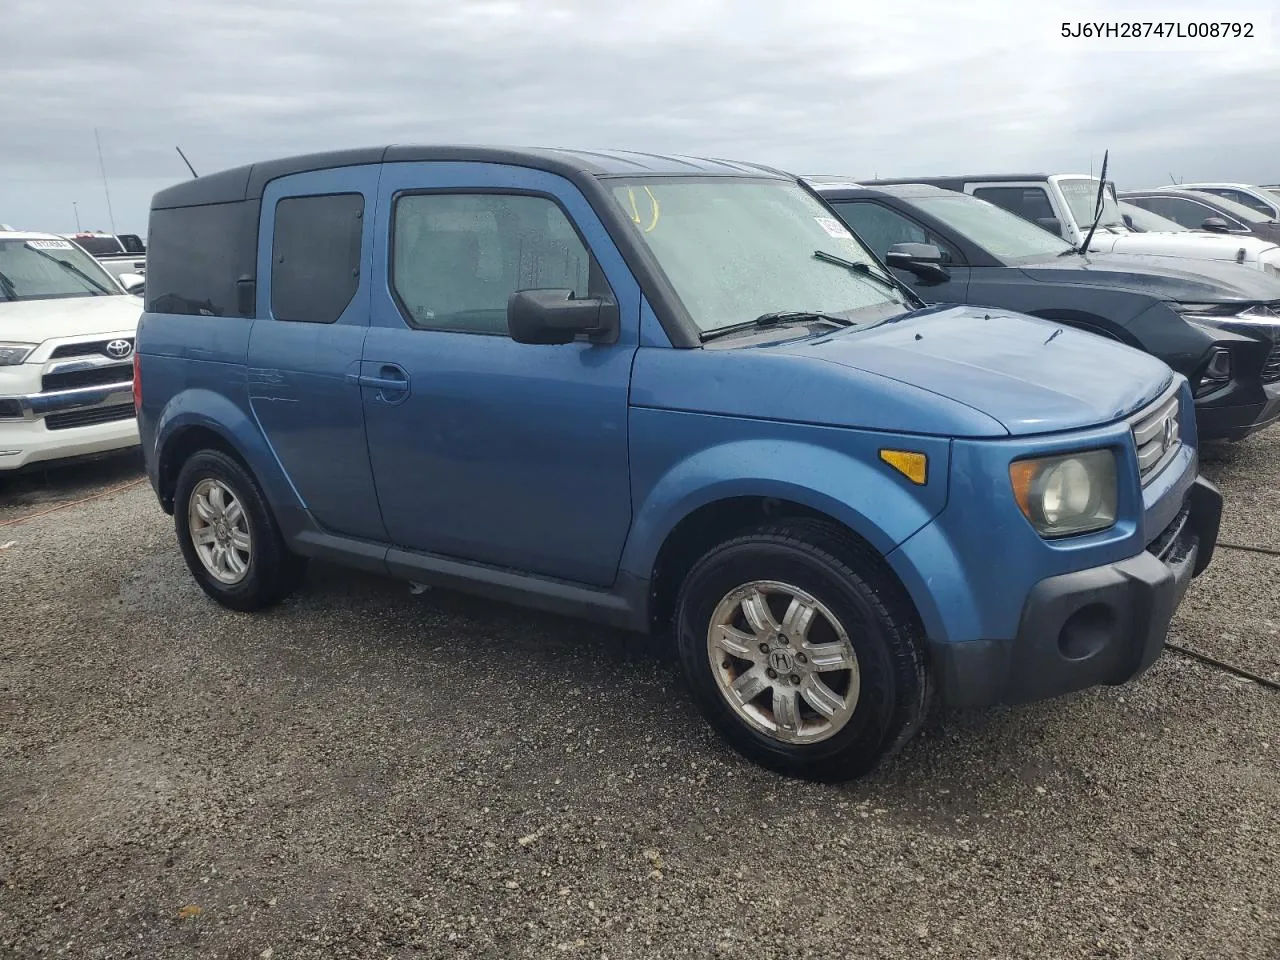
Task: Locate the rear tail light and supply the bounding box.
[132,352,142,411]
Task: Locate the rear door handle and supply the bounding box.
[349,363,410,402]
[359,375,408,391]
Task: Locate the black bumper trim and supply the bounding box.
[932,475,1223,709]
[1196,388,1280,442]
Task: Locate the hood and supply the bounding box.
[1087,229,1280,263]
[779,304,1172,436]
[0,294,143,343]
[1017,251,1280,303]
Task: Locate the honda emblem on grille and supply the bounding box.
[105,339,133,360]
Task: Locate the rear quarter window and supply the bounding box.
[270,193,364,323]
[145,200,260,317]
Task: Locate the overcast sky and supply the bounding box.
[3,0,1276,235]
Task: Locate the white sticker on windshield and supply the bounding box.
[26,239,73,250]
[814,216,853,240]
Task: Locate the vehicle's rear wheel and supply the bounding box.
[174,449,306,611]
[675,520,931,781]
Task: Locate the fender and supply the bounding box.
[154,387,312,538]
[882,521,980,646]
[619,432,952,585]
[1024,307,1133,344]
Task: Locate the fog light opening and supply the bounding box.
[1057,603,1117,662]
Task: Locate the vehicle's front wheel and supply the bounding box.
[675,520,931,781]
[174,449,306,611]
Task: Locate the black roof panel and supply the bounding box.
[152,145,790,210]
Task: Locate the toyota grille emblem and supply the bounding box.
[105,339,133,360]
[1163,416,1177,450]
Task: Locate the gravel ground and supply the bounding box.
[1,433,1277,960]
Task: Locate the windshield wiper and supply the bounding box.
[812,250,904,297]
[28,248,113,295]
[699,310,852,343]
[1076,149,1110,254]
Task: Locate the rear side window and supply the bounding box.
[145,200,259,317]
[972,186,1055,223]
[270,193,364,323]
[391,192,591,334]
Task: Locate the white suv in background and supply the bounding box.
[1,231,143,471]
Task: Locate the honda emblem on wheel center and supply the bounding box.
[769,650,795,673]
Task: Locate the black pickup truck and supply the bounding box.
[808,179,1280,441]
[60,232,147,284]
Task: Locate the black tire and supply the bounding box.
[173,449,306,612]
[675,519,931,782]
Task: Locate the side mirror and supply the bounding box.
[1200,217,1231,233]
[885,243,950,284]
[508,289,619,345]
[117,272,145,295]
[1122,213,1138,231]
[1035,216,1064,237]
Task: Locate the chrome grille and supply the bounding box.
[49,337,135,360]
[1130,388,1181,483]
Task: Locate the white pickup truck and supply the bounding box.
[1,231,143,471]
[866,173,1280,279]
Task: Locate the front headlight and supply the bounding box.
[1009,449,1118,538]
[0,342,37,366]
[1173,302,1280,326]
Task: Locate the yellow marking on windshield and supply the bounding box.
[625,187,661,233]
[642,186,660,232]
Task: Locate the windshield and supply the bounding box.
[1058,178,1126,231]
[0,238,121,301]
[909,192,1075,262]
[1119,201,1188,233]
[608,178,910,336]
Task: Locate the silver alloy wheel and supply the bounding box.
[188,478,252,585]
[706,580,860,744]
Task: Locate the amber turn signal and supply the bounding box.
[879,449,928,485]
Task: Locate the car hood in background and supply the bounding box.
[1018,251,1280,303]
[1086,229,1280,264]
[0,294,143,342]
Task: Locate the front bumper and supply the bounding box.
[1195,381,1280,442]
[0,382,138,471]
[931,475,1223,708]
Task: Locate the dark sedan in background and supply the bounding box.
[806,179,1280,441]
[1120,189,1280,245]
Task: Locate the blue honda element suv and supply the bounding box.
[134,146,1222,781]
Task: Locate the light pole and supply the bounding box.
[72,202,82,232]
